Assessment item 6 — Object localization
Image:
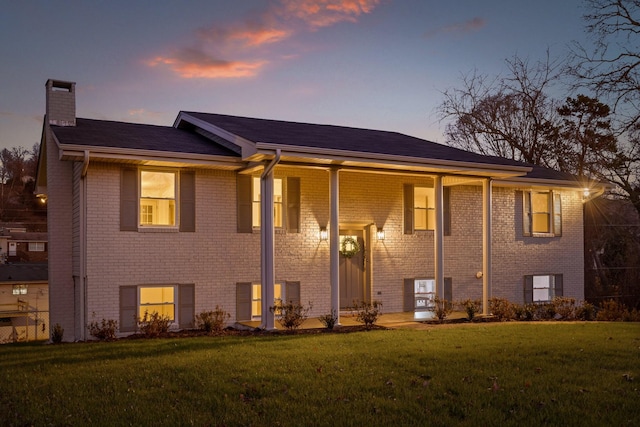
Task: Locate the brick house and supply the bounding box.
[36,79,605,341]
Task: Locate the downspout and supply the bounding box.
[260,149,281,330]
[79,150,89,340]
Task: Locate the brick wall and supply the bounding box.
[80,164,586,325]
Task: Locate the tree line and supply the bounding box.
[0,144,44,224]
[437,0,640,308]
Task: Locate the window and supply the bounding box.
[524,274,563,303]
[121,168,195,232]
[237,176,300,233]
[236,281,301,321]
[119,284,195,332]
[139,286,175,320]
[252,177,283,228]
[140,171,176,226]
[12,284,27,295]
[523,191,562,236]
[251,283,282,319]
[403,278,452,312]
[414,187,435,230]
[28,242,45,252]
[404,184,451,235]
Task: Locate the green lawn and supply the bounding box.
[1,323,639,426]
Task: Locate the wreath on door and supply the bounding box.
[340,236,360,258]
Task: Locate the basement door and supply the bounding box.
[339,231,365,309]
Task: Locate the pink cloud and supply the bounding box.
[424,17,486,39]
[147,49,267,79]
[148,0,382,79]
[280,0,381,29]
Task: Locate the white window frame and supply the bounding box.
[251,282,283,319]
[139,169,179,228]
[28,242,45,252]
[251,177,283,229]
[524,190,562,237]
[414,186,435,231]
[532,275,555,302]
[138,285,178,324]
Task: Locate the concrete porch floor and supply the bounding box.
[237,310,471,331]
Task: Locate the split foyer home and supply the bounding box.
[36,79,605,341]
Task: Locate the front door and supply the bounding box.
[339,231,365,308]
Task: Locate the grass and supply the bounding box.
[1,323,639,426]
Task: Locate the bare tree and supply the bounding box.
[569,0,640,129]
[438,53,563,169]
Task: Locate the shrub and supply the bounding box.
[50,323,64,344]
[622,308,640,322]
[553,297,577,320]
[137,311,172,337]
[535,302,557,320]
[513,303,535,321]
[318,309,338,330]
[433,297,453,323]
[489,297,514,321]
[575,302,596,321]
[351,300,382,330]
[195,306,230,334]
[460,299,482,321]
[87,316,118,341]
[596,300,627,321]
[270,300,312,330]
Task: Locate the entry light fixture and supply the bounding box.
[320,227,328,241]
[583,188,591,200]
[376,228,385,241]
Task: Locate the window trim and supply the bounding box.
[251,176,284,229]
[524,274,563,303]
[523,190,562,237]
[138,285,178,323]
[404,184,451,235]
[139,169,179,229]
[28,242,45,252]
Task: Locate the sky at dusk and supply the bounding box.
[0,0,592,152]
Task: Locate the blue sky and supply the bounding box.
[0,0,590,152]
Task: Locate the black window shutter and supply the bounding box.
[120,168,138,231]
[403,184,414,234]
[237,175,253,233]
[179,284,195,329]
[524,275,533,303]
[285,281,301,305]
[554,274,563,298]
[443,186,451,236]
[286,177,300,233]
[403,278,414,312]
[180,171,196,232]
[236,282,252,321]
[119,286,138,332]
[444,277,453,302]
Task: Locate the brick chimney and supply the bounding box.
[45,79,76,126]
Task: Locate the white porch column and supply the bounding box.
[330,167,341,325]
[260,169,276,330]
[482,178,493,315]
[434,176,445,299]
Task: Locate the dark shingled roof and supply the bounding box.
[52,118,240,157]
[0,263,48,282]
[184,112,528,167]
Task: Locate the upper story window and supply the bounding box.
[236,175,300,233]
[414,187,435,230]
[252,177,283,228]
[403,184,451,235]
[140,171,176,227]
[523,190,562,237]
[121,168,195,232]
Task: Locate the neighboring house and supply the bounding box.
[0,262,48,343]
[0,227,48,263]
[36,79,606,341]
